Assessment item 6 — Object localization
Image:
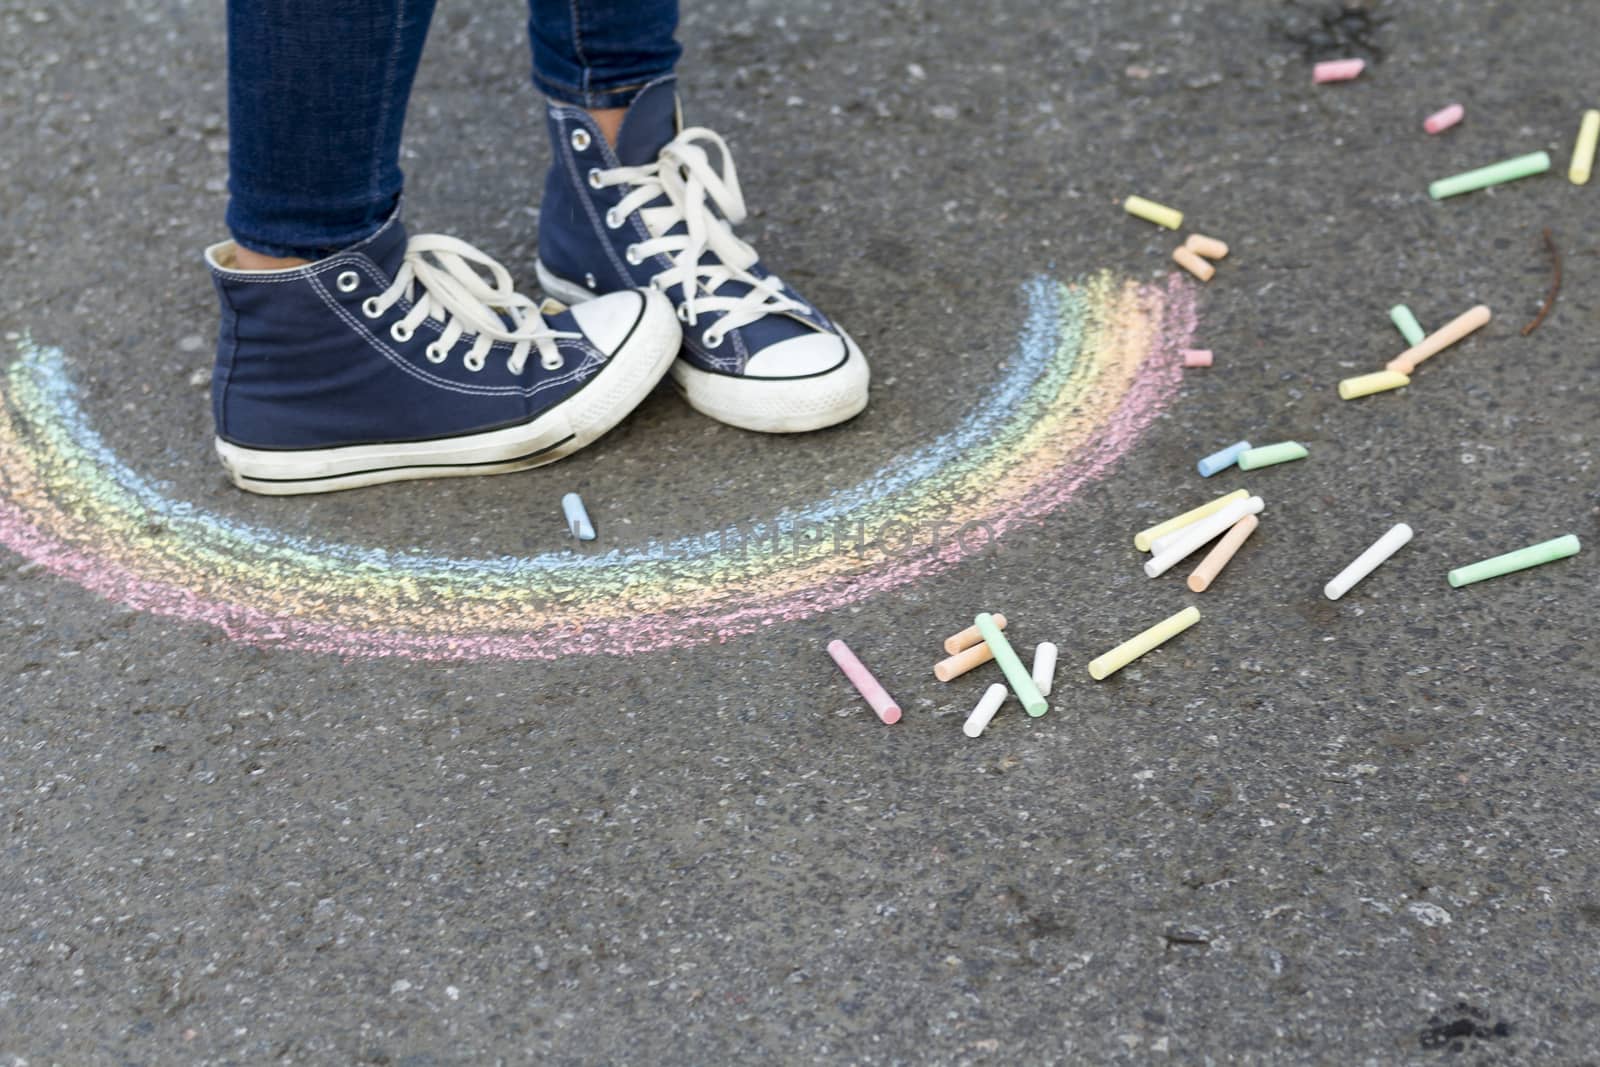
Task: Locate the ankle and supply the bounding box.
[586,107,625,147]
[233,245,311,271]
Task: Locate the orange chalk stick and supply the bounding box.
[935,641,996,682]
[1186,514,1260,593]
[1173,246,1215,282]
[943,613,1008,655]
[1386,305,1491,374]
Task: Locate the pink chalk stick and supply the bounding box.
[1313,58,1365,84]
[1182,348,1214,368]
[1423,103,1464,134]
[827,639,902,724]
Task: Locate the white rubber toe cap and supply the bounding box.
[568,289,647,355]
[742,332,848,378]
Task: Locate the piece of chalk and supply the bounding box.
[1338,369,1411,400]
[974,613,1047,717]
[1570,109,1600,185]
[934,640,995,682]
[826,639,901,724]
[1184,234,1229,260]
[1429,151,1550,200]
[1237,442,1307,471]
[1389,304,1426,347]
[1134,488,1249,552]
[1182,348,1214,368]
[1386,305,1491,375]
[1146,496,1264,576]
[1124,195,1184,230]
[1187,514,1259,593]
[943,613,1007,656]
[1197,441,1251,478]
[1031,642,1058,698]
[1423,104,1464,135]
[561,492,595,540]
[1313,58,1365,84]
[1447,534,1580,589]
[963,683,1008,739]
[1172,245,1215,282]
[1089,605,1201,681]
[1325,523,1413,601]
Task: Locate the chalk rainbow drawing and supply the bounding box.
[0,273,1193,660]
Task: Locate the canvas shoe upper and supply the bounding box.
[536,76,869,434]
[205,208,679,494]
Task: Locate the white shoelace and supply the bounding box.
[592,127,806,348]
[363,234,577,373]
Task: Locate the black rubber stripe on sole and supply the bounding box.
[236,434,577,485]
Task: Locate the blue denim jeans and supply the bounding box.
[225,0,681,259]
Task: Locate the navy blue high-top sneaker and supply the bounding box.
[204,210,679,495]
[536,76,869,434]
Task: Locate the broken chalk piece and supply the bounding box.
[1313,58,1365,83]
[562,492,596,540]
[1173,246,1215,282]
[943,612,1007,656]
[1339,369,1411,400]
[963,683,1008,739]
[1134,489,1250,552]
[1429,151,1550,200]
[1184,234,1229,260]
[1386,305,1491,375]
[1089,605,1201,681]
[1325,523,1414,601]
[934,640,995,682]
[1182,348,1214,368]
[1389,304,1426,347]
[1237,442,1308,471]
[1031,642,1058,698]
[1571,109,1600,185]
[1423,104,1464,135]
[827,639,902,724]
[1124,195,1184,230]
[1447,534,1580,589]
[1197,441,1252,478]
[975,613,1047,717]
[1146,496,1264,576]
[1187,514,1259,593]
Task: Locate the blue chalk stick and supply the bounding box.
[1197,441,1252,478]
[561,492,596,540]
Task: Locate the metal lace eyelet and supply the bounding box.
[570,128,591,151]
[362,297,382,319]
[463,353,486,372]
[542,353,565,371]
[425,343,447,364]
[675,305,690,323]
[703,331,724,350]
[604,208,622,229]
[336,270,360,293]
[390,322,413,342]
[587,168,604,189]
[625,244,642,265]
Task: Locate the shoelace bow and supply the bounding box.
[595,127,806,346]
[368,234,578,373]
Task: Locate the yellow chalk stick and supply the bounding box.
[1134,489,1248,552]
[1571,109,1599,185]
[1184,234,1229,260]
[1338,369,1411,400]
[1124,195,1184,230]
[1089,606,1201,681]
[1386,305,1491,375]
[1172,246,1215,282]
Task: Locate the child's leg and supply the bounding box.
[225,0,439,264]
[526,0,683,144]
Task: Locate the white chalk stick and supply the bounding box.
[1325,523,1413,600]
[963,683,1008,738]
[1145,496,1265,578]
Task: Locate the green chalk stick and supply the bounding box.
[1236,442,1308,471]
[1429,151,1550,200]
[974,612,1047,717]
[1447,534,1580,588]
[1389,304,1425,347]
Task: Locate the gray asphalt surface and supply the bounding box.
[3,0,1599,1063]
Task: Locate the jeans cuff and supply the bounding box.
[533,72,662,111]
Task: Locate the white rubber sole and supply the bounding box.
[215,289,680,495]
[537,261,870,434]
